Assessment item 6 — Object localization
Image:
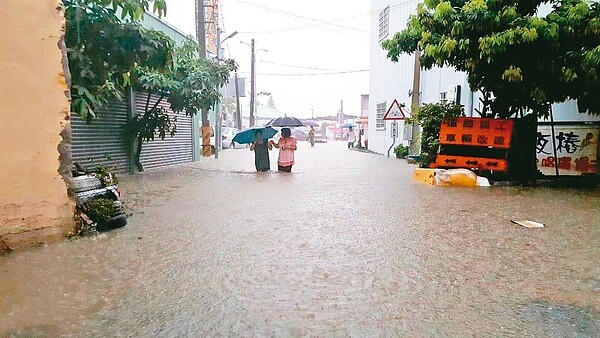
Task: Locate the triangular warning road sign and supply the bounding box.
[383,99,407,120]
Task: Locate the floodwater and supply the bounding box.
[1,142,599,337]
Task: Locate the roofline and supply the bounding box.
[145,12,196,42]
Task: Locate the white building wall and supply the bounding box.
[549,101,600,123]
[368,0,419,155]
[369,0,472,154]
[368,1,599,155]
[420,67,473,115]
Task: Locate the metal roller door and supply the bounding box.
[71,99,131,173]
[135,92,193,170]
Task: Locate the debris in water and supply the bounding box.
[0,239,14,254]
[511,220,545,228]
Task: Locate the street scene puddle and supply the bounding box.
[2,143,599,336]
[3,0,600,336]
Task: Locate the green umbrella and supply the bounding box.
[232,126,278,144]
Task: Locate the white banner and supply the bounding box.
[536,125,599,175]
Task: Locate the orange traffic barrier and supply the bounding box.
[440,117,513,149]
[436,155,508,172]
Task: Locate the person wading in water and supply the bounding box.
[270,127,297,172]
[250,130,272,172]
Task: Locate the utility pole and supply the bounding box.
[249,39,256,127]
[195,0,211,157]
[214,29,238,159]
[195,0,206,60]
[215,29,222,159]
[234,72,242,129]
[409,50,421,156]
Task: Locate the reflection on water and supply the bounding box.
[1,142,599,336]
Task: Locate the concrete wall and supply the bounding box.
[0,0,74,249]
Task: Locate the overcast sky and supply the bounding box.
[162,0,372,119]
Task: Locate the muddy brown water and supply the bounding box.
[1,142,599,336]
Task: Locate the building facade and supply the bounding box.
[369,0,475,155]
[0,0,74,249]
[70,14,201,173]
[368,0,600,174]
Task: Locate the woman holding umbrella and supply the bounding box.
[270,128,297,172]
[250,130,272,172]
[233,126,278,172]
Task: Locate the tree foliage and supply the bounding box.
[222,97,236,116]
[128,38,237,171]
[382,0,600,118]
[64,1,238,172]
[129,38,237,145]
[406,102,464,166]
[64,0,171,121]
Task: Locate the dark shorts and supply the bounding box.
[278,165,292,172]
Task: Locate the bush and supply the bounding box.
[394,145,409,158]
[406,102,464,167]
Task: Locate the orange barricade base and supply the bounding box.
[436,155,508,172]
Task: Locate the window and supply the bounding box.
[378,6,390,41]
[376,102,387,130]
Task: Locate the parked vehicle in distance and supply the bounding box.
[293,127,308,141]
[222,127,245,149]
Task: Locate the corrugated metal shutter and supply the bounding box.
[71,99,131,173]
[135,91,193,170]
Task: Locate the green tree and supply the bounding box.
[406,102,464,166]
[64,1,237,172]
[64,0,171,121]
[130,39,237,171]
[221,97,237,123]
[382,0,600,118]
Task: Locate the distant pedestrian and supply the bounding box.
[271,127,297,172]
[308,126,315,147]
[250,131,272,172]
[347,127,356,149]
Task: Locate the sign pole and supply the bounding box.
[387,137,396,158]
[387,121,398,158]
[549,107,560,176]
[383,101,405,158]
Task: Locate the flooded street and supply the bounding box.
[1,141,599,337]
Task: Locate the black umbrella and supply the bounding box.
[266,116,305,127]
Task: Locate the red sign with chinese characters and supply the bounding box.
[440,117,514,149]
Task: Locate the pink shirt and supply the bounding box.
[278,137,296,166]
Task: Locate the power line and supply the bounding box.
[234,0,419,35]
[240,11,373,34]
[232,52,366,72]
[231,0,369,39]
[256,59,361,72]
[238,69,370,76]
[233,0,369,33]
